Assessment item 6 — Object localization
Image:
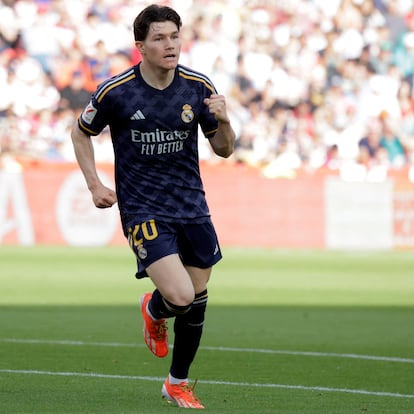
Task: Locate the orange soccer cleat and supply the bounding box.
[162,377,205,409]
[139,293,169,358]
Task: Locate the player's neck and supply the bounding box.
[139,63,175,90]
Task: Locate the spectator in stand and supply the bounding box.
[293,100,315,130]
[397,79,414,157]
[85,40,112,90]
[52,48,94,92]
[379,116,407,167]
[229,52,258,108]
[59,70,91,112]
[358,117,384,167]
[0,0,20,53]
[324,144,341,170]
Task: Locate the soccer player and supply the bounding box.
[71,4,235,410]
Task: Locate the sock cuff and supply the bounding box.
[163,297,191,315]
[193,289,208,306]
[149,289,191,318]
[169,373,188,384]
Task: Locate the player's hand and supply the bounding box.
[203,94,230,124]
[91,184,117,208]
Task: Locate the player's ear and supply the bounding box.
[135,41,144,54]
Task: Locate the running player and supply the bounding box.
[71,4,235,409]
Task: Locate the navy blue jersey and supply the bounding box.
[78,63,219,230]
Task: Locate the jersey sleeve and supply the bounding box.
[78,94,110,136]
[198,77,219,139]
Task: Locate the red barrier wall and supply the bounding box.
[201,163,325,248]
[1,160,413,249]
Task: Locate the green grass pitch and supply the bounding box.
[0,246,414,413]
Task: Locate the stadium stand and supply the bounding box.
[1,0,414,181]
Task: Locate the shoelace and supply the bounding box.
[179,379,201,403]
[152,320,167,340]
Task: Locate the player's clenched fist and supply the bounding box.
[91,185,117,208]
[203,94,230,124]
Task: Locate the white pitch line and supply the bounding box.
[202,346,414,364]
[1,338,414,364]
[0,369,413,400]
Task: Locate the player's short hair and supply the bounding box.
[133,4,182,41]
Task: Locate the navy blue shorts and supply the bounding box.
[126,219,222,279]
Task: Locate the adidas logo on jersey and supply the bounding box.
[130,109,145,120]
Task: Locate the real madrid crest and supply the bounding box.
[181,104,194,124]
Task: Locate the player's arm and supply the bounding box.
[71,122,117,208]
[204,94,235,158]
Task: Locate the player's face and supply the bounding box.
[138,21,181,71]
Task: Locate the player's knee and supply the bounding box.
[165,286,195,307]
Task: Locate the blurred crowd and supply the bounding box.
[2,0,414,180]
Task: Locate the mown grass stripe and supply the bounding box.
[1,369,413,400]
[1,338,413,364]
